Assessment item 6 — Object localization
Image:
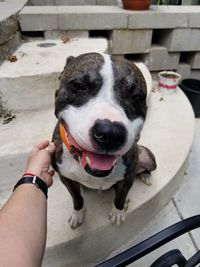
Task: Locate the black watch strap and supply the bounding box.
[13,176,48,199]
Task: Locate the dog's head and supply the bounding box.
[55,53,147,177]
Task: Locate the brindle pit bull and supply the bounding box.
[52,53,156,229]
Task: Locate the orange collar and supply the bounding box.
[59,123,71,151]
[59,123,82,161]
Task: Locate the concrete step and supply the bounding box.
[0,38,108,111]
[0,85,195,266]
[0,108,57,189]
[27,0,118,5]
[109,120,200,266]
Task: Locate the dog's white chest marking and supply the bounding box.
[58,145,126,190]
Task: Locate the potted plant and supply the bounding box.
[158,71,182,95]
[122,0,151,10]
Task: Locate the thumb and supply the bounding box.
[49,142,56,154]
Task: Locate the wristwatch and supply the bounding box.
[13,175,48,199]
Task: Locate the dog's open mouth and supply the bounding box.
[80,151,117,177]
[60,123,118,177]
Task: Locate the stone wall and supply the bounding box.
[107,6,200,79]
[27,0,119,5]
[1,3,199,79]
[19,5,200,79]
[0,1,27,64]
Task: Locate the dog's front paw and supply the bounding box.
[138,172,153,186]
[109,206,126,226]
[124,198,130,211]
[68,206,86,229]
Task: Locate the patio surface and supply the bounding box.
[108,118,200,267]
[0,1,200,266]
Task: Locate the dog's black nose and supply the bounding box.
[90,119,127,151]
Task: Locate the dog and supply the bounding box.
[52,53,156,229]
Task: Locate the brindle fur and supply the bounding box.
[52,123,84,211]
[52,54,157,215]
[114,144,138,210]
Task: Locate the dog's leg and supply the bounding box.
[137,170,153,185]
[109,179,134,225]
[60,175,85,229]
[137,145,157,186]
[109,145,137,225]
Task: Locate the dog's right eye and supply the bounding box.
[67,80,88,93]
[74,82,87,92]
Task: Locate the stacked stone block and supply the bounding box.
[142,45,180,71]
[27,0,118,5]
[20,6,127,31]
[57,6,127,30]
[186,52,200,69]
[11,5,200,77]
[111,30,152,54]
[177,52,200,79]
[128,7,189,29]
[157,29,200,52]
[177,63,192,79]
[188,52,200,79]
[191,71,200,79]
[28,0,55,5]
[0,2,23,64]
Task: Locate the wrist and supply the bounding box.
[23,171,46,184]
[14,175,48,199]
[23,172,39,177]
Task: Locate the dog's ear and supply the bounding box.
[59,56,76,81]
[66,56,75,65]
[55,89,59,98]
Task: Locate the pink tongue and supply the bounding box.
[81,151,117,171]
[65,127,117,171]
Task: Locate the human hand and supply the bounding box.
[24,140,56,188]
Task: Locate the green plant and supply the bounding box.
[157,0,171,4]
[157,0,181,4]
[0,93,16,124]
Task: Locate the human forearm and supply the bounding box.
[0,184,47,267]
[0,141,55,267]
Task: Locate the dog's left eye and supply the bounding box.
[133,91,146,102]
[130,87,146,102]
[126,81,145,102]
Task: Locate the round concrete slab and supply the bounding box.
[0,85,195,266]
[43,86,195,267]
